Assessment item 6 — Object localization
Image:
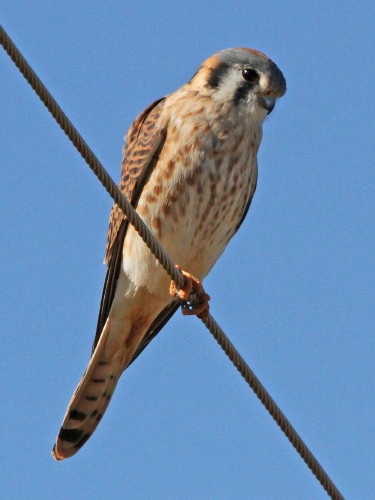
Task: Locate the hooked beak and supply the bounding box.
[259,96,276,114]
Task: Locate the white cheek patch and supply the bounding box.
[211,68,258,111]
[210,68,242,100]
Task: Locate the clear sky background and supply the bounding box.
[1,2,374,499]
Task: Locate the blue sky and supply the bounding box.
[1,2,374,498]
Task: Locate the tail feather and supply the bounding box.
[52,321,124,461]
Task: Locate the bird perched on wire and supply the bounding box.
[52,47,286,460]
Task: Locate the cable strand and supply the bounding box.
[1,25,344,500]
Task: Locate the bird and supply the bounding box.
[52,47,286,460]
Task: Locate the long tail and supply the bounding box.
[52,321,123,461]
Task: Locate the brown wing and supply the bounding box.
[104,97,166,265]
[92,97,174,354]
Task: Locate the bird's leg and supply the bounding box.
[169,265,210,320]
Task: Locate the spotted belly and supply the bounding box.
[122,133,258,296]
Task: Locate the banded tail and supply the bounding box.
[52,321,124,460]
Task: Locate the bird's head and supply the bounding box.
[189,47,286,115]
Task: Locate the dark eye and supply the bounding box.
[242,68,259,84]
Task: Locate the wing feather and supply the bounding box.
[104,97,166,264]
[92,97,168,354]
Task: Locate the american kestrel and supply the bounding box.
[52,47,286,460]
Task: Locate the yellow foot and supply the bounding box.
[170,265,210,320]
